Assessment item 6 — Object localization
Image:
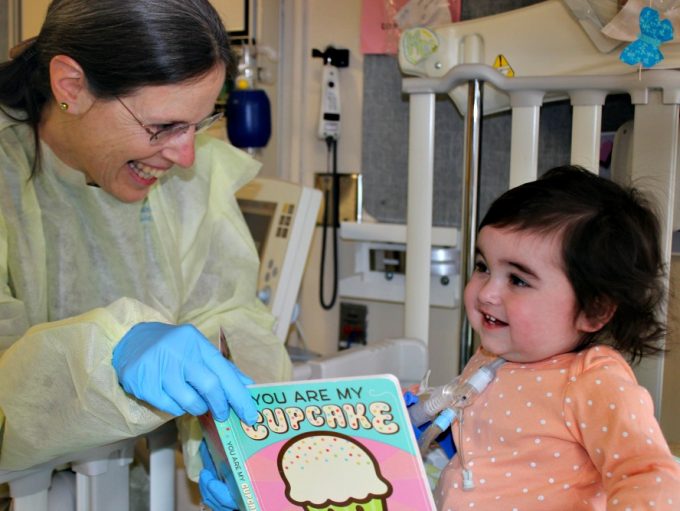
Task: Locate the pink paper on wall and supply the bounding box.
[360,0,461,55]
[360,0,408,55]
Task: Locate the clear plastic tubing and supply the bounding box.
[418,408,456,457]
[409,358,505,427]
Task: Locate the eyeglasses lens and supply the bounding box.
[149,112,223,144]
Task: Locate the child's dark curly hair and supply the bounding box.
[479,165,666,364]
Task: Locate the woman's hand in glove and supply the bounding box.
[112,322,258,422]
[199,439,240,510]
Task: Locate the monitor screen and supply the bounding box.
[237,198,277,258]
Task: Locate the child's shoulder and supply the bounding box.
[568,344,637,383]
[576,344,629,367]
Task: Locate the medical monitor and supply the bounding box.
[236,178,321,342]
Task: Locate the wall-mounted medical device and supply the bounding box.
[312,46,350,140]
[338,222,459,308]
[311,46,350,310]
[236,178,321,341]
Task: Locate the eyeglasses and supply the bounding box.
[115,96,223,145]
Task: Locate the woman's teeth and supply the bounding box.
[128,161,164,180]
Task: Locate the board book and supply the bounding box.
[199,373,436,511]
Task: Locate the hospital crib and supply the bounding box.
[400,64,678,419]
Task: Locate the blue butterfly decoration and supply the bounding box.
[620,7,674,68]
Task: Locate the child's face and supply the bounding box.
[464,225,598,363]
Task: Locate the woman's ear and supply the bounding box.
[576,297,617,333]
[49,55,94,114]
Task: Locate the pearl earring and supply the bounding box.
[59,102,69,111]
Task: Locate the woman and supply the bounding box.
[0,0,290,509]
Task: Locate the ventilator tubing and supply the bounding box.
[418,408,457,457]
[408,377,460,427]
[408,358,506,427]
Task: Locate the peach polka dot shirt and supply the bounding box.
[435,346,680,510]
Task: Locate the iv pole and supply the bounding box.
[458,78,483,372]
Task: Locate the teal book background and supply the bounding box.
[200,374,436,511]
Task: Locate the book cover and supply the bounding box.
[199,374,436,511]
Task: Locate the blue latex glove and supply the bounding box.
[112,322,258,422]
[199,440,239,511]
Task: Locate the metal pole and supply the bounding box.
[458,79,483,372]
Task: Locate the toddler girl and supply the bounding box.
[435,165,680,510]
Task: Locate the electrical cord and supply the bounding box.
[319,136,339,310]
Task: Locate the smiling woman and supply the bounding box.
[0,1,291,511]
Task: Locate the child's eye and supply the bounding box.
[473,260,488,273]
[510,274,529,287]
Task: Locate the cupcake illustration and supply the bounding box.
[277,431,393,510]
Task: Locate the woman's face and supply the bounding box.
[55,64,226,203]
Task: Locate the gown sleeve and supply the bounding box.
[0,297,173,470]
[563,347,680,508]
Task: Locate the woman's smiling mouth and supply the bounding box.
[127,160,167,183]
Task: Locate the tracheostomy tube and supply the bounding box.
[409,357,506,428]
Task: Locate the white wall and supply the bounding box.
[278,0,460,386]
[276,0,363,185]
[20,0,48,38]
[276,0,364,362]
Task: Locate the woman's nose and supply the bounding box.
[161,129,196,168]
